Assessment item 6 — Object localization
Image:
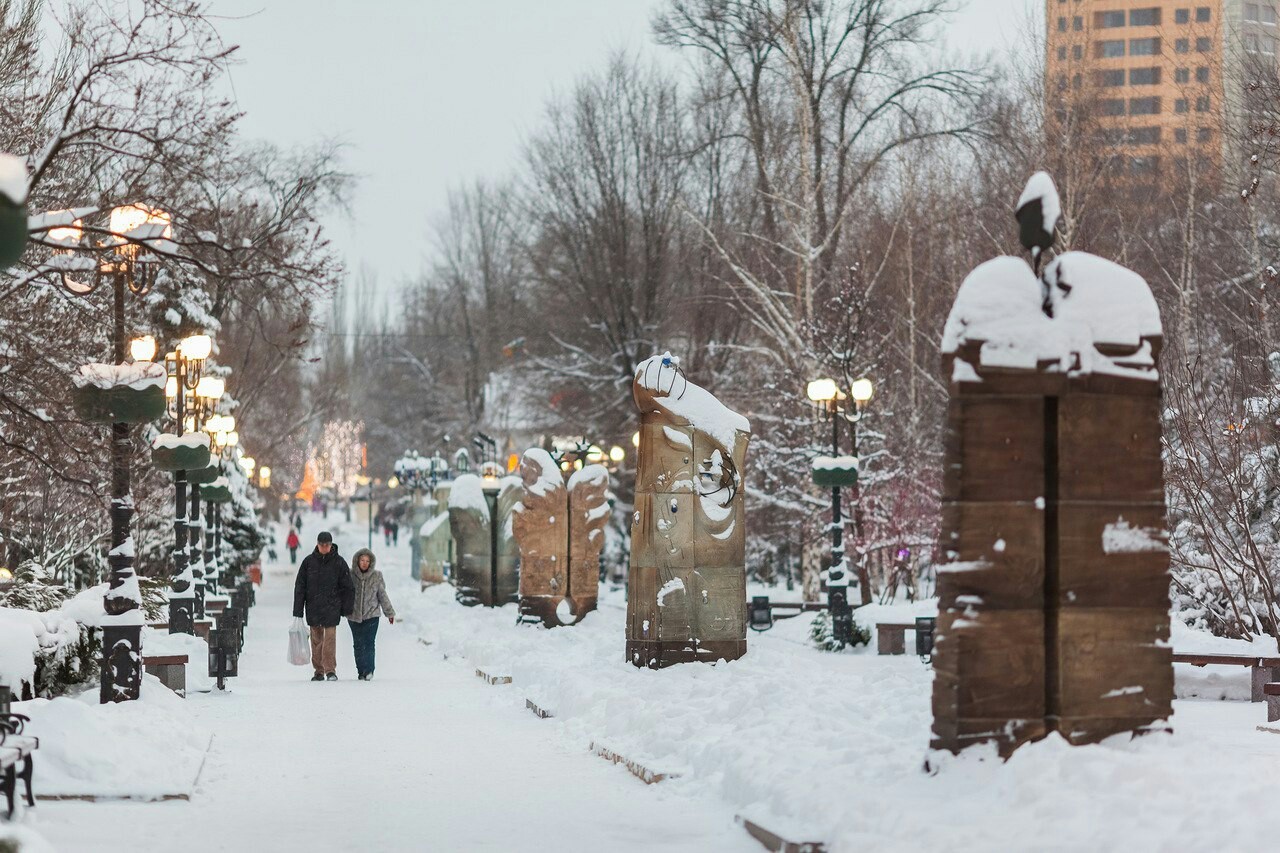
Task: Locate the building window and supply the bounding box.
[1130,67,1161,84]
[1130,37,1161,55]
[1058,46,1068,60]
[1195,95,1211,111]
[1196,66,1210,82]
[1098,39,1126,57]
[1073,44,1083,59]
[1197,127,1213,142]
[1267,37,1278,54]
[1129,126,1162,144]
[1196,37,1212,52]
[1099,128,1126,145]
[1130,8,1161,25]
[1247,33,1260,52]
[1176,38,1190,53]
[1176,98,1190,112]
[1073,15,1083,30]
[1131,156,1159,174]
[1057,74,1069,90]
[1100,69,1126,86]
[1176,67,1190,83]
[1130,96,1161,114]
[1247,3,1260,22]
[1196,6,1210,21]
[1265,6,1278,25]
[1101,98,1126,116]
[1176,8,1190,23]
[1073,73,1082,88]
[1058,16,1067,32]
[1175,128,1189,143]
[1097,10,1126,27]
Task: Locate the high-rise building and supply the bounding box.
[1046,1,1278,178]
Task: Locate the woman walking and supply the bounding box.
[348,548,395,680]
[286,528,300,564]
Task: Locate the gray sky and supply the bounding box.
[213,0,1028,303]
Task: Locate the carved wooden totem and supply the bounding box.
[448,473,521,607]
[932,250,1173,756]
[513,448,609,627]
[418,483,453,586]
[626,352,752,668]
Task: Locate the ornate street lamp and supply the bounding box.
[49,205,173,703]
[806,376,874,647]
[160,338,217,634]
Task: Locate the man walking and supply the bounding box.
[293,531,354,681]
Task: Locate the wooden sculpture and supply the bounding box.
[626,352,752,668]
[448,473,522,607]
[932,199,1173,755]
[418,483,452,588]
[513,449,609,626]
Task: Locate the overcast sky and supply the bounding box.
[212,0,1030,303]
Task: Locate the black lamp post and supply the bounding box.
[161,342,218,634]
[48,205,173,703]
[807,377,874,647]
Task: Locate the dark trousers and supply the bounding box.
[289,546,298,563]
[349,618,380,675]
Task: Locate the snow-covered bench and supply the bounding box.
[1266,682,1280,723]
[0,713,37,819]
[876,622,916,655]
[1170,653,1280,703]
[143,654,189,698]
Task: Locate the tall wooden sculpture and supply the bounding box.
[418,482,453,588]
[448,473,521,607]
[513,448,609,626]
[932,173,1172,756]
[626,352,752,668]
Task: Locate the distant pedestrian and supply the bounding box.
[293,531,354,682]
[348,548,396,681]
[286,528,300,564]
[292,512,303,532]
[383,523,393,547]
[391,521,399,546]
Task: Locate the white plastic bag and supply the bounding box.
[288,616,310,666]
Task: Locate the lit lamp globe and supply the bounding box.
[130,335,156,362]
[806,378,839,403]
[609,445,625,464]
[850,378,875,404]
[239,456,256,475]
[631,431,640,448]
[388,476,400,489]
[195,376,224,402]
[179,334,212,361]
[225,431,239,448]
[258,466,271,488]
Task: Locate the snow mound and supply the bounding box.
[1016,170,1060,235]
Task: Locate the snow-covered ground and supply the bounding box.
[21,514,753,852]
[12,509,1280,851]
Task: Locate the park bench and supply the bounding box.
[0,713,38,819]
[1170,653,1280,702]
[876,622,917,655]
[1265,682,1280,723]
[143,654,189,698]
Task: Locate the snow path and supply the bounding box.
[34,515,754,852]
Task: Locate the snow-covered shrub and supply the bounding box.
[809,609,869,652]
[0,606,98,700]
[0,560,69,612]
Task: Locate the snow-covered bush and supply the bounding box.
[0,605,98,700]
[0,560,69,611]
[809,609,870,652]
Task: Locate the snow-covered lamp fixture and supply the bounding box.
[0,153,29,268]
[239,456,256,475]
[130,335,156,362]
[195,376,224,403]
[850,378,875,405]
[806,378,840,403]
[225,431,239,448]
[1015,171,1061,275]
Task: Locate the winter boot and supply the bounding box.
[311,673,324,682]
[325,672,338,681]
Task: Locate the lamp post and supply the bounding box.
[355,474,374,550]
[48,205,172,703]
[807,377,874,646]
[162,338,215,634]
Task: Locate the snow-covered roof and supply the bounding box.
[72,362,166,390]
[942,253,1161,379]
[633,352,750,451]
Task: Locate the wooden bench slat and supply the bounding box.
[142,655,189,666]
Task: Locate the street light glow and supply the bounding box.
[239,456,256,474]
[807,378,839,403]
[195,376,224,401]
[129,335,156,362]
[109,204,171,243]
[179,334,212,361]
[631,431,640,448]
[388,476,400,489]
[609,445,625,463]
[851,377,875,403]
